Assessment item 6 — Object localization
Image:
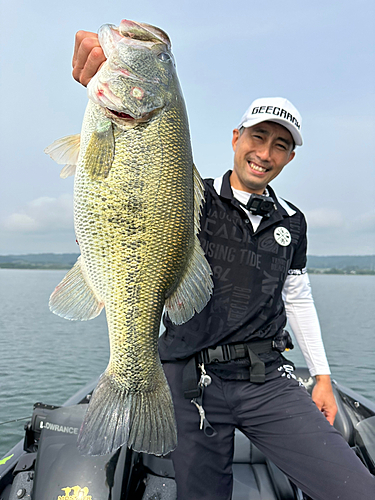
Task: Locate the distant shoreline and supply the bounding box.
[0,264,374,275]
[0,264,72,270]
[307,269,375,276]
[0,253,374,275]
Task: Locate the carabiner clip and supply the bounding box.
[203,417,217,437]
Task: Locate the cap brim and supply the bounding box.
[241,116,303,146]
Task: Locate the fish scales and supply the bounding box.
[46,20,213,456]
[76,100,193,388]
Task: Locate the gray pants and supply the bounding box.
[163,359,375,500]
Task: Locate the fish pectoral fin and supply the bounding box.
[165,235,213,325]
[84,121,115,180]
[44,134,81,165]
[49,256,104,321]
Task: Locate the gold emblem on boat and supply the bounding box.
[58,485,92,499]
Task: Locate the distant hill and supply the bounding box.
[307,255,375,274]
[307,255,375,269]
[0,253,374,273]
[0,253,79,269]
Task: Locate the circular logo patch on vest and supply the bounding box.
[274,227,291,246]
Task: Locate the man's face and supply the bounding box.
[230,121,296,194]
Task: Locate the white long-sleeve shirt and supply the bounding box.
[282,273,331,376]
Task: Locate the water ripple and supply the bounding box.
[0,270,374,457]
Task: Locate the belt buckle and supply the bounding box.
[206,345,229,363]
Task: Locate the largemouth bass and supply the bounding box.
[45,20,213,456]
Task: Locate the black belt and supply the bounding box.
[183,340,272,399]
[194,338,274,386]
[183,333,294,399]
[197,339,273,365]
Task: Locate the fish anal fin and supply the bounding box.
[84,123,115,180]
[49,256,104,321]
[44,134,81,165]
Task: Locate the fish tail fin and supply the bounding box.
[77,366,177,456]
[49,256,104,321]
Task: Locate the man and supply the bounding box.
[72,32,375,500]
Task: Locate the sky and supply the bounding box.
[0,0,374,256]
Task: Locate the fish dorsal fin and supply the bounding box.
[49,256,104,321]
[59,164,77,179]
[45,134,81,164]
[44,134,81,178]
[164,165,213,324]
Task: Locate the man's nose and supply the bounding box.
[256,144,272,162]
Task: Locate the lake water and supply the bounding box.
[0,270,374,458]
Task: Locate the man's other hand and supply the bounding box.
[72,31,106,87]
[312,374,338,425]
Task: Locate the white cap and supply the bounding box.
[238,97,303,146]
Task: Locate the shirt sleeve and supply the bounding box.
[282,273,331,377]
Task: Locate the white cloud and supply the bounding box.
[2,194,73,233]
[306,208,375,255]
[4,213,38,231]
[307,229,375,255]
[350,210,375,232]
[305,208,345,229]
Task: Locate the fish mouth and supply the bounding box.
[119,19,171,49]
[107,109,135,120]
[106,106,159,124]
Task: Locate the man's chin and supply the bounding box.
[230,170,268,194]
[241,177,268,194]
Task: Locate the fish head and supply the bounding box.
[88,21,178,124]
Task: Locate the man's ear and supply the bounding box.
[232,129,240,151]
[286,150,296,164]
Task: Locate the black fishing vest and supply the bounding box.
[158,170,307,362]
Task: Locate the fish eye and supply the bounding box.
[158,52,171,62]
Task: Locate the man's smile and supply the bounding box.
[247,161,270,174]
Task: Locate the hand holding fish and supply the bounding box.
[72,30,106,86]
